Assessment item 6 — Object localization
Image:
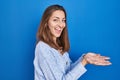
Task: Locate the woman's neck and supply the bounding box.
[53,37,63,54]
[53,37,58,46]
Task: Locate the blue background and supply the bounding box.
[0,0,120,80]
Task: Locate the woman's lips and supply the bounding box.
[55,28,62,34]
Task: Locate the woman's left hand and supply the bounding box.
[83,52,112,66]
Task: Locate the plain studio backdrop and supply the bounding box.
[0,0,120,80]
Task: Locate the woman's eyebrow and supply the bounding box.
[53,17,60,19]
[53,16,65,19]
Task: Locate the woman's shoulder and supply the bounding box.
[36,41,51,50]
[35,41,56,59]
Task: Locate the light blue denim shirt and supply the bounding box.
[33,41,87,80]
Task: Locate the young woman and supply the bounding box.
[33,4,111,80]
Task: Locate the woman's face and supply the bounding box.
[48,10,66,40]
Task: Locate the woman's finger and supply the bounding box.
[94,61,112,66]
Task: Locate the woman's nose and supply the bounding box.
[58,21,65,28]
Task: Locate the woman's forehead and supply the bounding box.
[50,10,65,19]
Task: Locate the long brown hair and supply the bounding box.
[37,4,70,53]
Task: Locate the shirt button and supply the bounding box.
[66,61,68,65]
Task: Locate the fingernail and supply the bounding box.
[105,57,110,59]
[108,62,112,65]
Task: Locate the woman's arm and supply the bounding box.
[34,42,87,80]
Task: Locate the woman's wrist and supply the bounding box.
[81,55,88,66]
[81,58,88,66]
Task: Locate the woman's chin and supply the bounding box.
[55,34,61,38]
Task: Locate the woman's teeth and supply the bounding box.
[55,28,61,31]
[55,28,61,33]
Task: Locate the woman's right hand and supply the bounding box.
[81,52,112,66]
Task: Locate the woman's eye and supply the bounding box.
[62,20,66,23]
[53,19,58,22]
